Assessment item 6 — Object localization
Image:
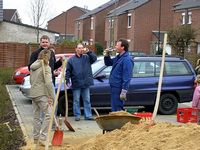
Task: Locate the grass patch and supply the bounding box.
[0,68,26,150]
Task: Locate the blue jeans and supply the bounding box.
[72,88,92,119]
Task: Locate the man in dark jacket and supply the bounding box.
[104,39,133,111]
[28,35,62,85]
[65,43,97,121]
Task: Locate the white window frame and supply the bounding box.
[77,21,80,30]
[182,12,185,25]
[127,13,132,28]
[90,17,94,30]
[188,12,192,24]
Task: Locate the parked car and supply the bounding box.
[20,55,196,115]
[13,53,74,84]
[13,66,29,84]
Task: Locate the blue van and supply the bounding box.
[57,56,196,115]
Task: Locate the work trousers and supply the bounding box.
[32,96,51,141]
[111,87,124,112]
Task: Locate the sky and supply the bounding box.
[3,0,110,27]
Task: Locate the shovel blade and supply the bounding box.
[52,129,63,146]
[64,118,75,132]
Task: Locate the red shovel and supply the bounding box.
[52,115,63,146]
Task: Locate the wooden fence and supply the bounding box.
[0,42,95,69]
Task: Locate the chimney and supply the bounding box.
[0,0,3,22]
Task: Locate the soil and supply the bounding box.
[21,111,200,150]
[0,108,26,150]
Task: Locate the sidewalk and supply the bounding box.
[6,85,102,140]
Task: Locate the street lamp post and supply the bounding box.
[64,11,67,40]
[158,0,161,51]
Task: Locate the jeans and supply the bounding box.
[72,88,92,119]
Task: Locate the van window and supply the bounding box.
[165,62,191,75]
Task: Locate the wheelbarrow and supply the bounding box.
[95,115,141,134]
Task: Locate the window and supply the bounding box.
[182,12,185,24]
[77,21,80,30]
[128,13,132,28]
[109,19,114,28]
[188,12,192,24]
[99,66,112,79]
[165,62,191,75]
[91,17,94,30]
[133,62,155,77]
[182,11,192,24]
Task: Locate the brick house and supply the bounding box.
[173,0,200,37]
[47,6,89,42]
[105,0,180,54]
[75,0,129,47]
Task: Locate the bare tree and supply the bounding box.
[29,0,49,43]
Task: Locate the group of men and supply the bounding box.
[29,35,133,145]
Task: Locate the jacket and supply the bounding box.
[30,60,55,100]
[104,52,133,90]
[28,47,62,84]
[192,85,200,109]
[65,51,97,89]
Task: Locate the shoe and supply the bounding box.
[85,117,95,120]
[75,117,80,121]
[38,140,52,147]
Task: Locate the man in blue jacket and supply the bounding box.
[65,43,97,121]
[104,39,133,111]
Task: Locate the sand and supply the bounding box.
[21,111,200,150]
[21,121,200,150]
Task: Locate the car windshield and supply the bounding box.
[92,60,105,75]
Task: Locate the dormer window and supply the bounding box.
[127,13,132,28]
[91,17,94,30]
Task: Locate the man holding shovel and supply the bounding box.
[65,43,97,121]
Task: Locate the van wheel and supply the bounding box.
[57,95,73,116]
[158,94,178,115]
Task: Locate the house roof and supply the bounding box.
[3,9,17,20]
[48,6,89,23]
[76,0,117,20]
[3,20,59,34]
[173,0,200,10]
[107,0,149,17]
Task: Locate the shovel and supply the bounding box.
[63,60,75,132]
[52,115,63,146]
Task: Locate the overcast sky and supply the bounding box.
[3,0,110,27]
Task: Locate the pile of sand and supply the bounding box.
[22,122,200,150]
[75,122,200,150]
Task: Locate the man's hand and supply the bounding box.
[103,49,110,56]
[120,89,127,101]
[48,98,53,105]
[83,48,90,54]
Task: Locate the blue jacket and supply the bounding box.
[66,51,97,89]
[104,52,133,90]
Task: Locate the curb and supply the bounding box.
[6,85,29,142]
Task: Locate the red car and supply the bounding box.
[13,53,74,84]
